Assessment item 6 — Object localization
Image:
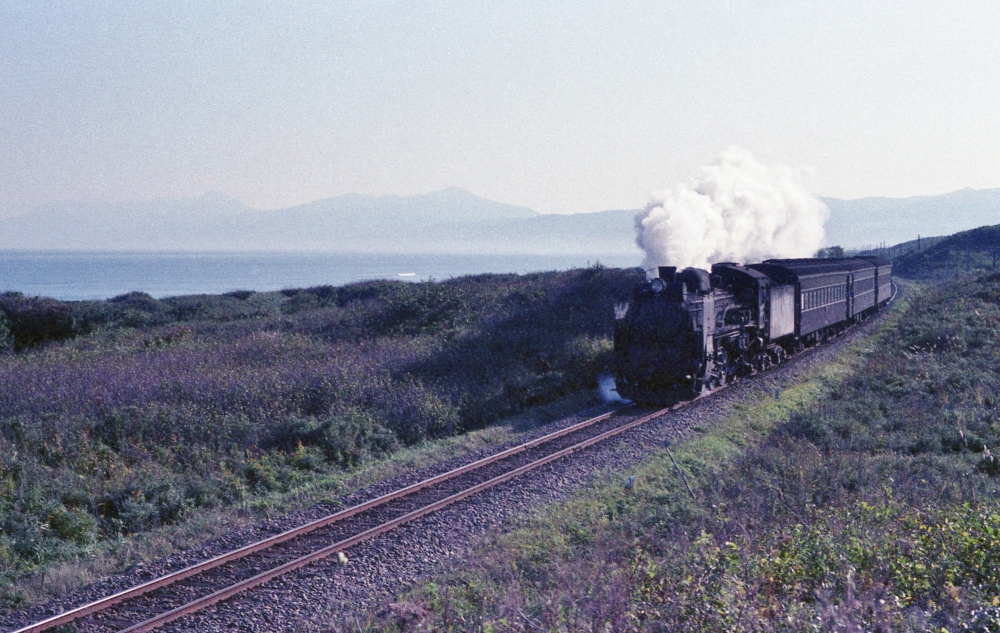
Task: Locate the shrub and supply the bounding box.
[96,483,189,536]
[0,295,78,350]
[46,507,96,545]
[265,410,399,468]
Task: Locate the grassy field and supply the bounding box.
[0,266,642,610]
[362,274,1000,632]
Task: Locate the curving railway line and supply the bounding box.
[10,283,897,632]
[13,404,689,633]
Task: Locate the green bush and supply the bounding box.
[265,410,399,467]
[0,296,78,350]
[46,507,96,545]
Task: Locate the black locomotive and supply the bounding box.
[614,257,892,403]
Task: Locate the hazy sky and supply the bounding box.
[2,1,998,218]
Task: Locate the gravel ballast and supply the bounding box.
[1,305,894,633]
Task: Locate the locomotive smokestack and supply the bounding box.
[658,266,677,282]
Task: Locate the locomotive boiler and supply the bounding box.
[614,257,892,403]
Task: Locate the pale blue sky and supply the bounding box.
[2,1,998,218]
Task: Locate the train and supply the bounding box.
[613,257,892,403]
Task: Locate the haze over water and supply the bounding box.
[0,252,639,301]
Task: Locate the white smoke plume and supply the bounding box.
[635,147,829,273]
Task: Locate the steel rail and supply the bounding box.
[12,405,633,633]
[120,406,676,633]
[16,282,897,633]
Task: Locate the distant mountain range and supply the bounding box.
[821,188,1000,248]
[0,187,641,256]
[2,186,999,254]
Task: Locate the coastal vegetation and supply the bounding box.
[0,266,642,609]
[894,224,1000,279]
[6,227,1000,626]
[366,273,1000,631]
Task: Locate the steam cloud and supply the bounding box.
[597,373,629,404]
[635,147,829,273]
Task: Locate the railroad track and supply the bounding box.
[13,403,689,633]
[14,287,900,633]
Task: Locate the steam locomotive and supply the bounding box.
[614,257,892,403]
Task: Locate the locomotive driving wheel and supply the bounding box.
[752,352,771,372]
[771,346,788,365]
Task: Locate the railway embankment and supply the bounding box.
[4,299,880,632]
[0,267,641,613]
[10,262,1000,632]
[0,269,900,632]
[356,275,1000,632]
[145,279,899,633]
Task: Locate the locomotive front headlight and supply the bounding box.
[650,278,666,293]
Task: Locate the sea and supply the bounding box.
[0,251,641,301]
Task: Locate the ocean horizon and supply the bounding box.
[0,250,641,301]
